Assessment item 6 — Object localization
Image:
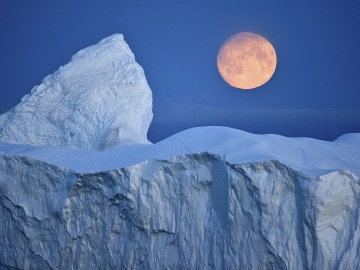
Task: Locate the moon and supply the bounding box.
[217,32,277,90]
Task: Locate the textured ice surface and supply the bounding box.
[0,34,153,151]
[0,153,359,269]
[0,128,359,269]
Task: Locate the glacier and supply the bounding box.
[0,34,360,269]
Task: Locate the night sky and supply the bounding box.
[1,1,360,143]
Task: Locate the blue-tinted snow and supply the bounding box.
[0,126,358,177]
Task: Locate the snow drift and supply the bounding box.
[0,34,360,269]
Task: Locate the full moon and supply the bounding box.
[217,32,277,90]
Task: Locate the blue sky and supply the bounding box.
[1,1,360,142]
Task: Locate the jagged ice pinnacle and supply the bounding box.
[0,34,153,151]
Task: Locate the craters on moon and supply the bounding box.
[217,32,277,90]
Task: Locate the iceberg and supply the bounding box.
[0,34,359,269]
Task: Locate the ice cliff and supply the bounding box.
[0,34,153,151]
[0,34,360,269]
[0,152,359,269]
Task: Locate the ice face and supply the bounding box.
[0,34,153,151]
[0,152,359,269]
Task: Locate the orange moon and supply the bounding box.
[217,32,277,90]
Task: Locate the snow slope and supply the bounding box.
[0,34,153,151]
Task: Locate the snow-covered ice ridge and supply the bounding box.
[0,126,359,177]
[0,34,153,151]
[0,34,360,269]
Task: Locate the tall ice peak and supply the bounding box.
[0,34,153,151]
